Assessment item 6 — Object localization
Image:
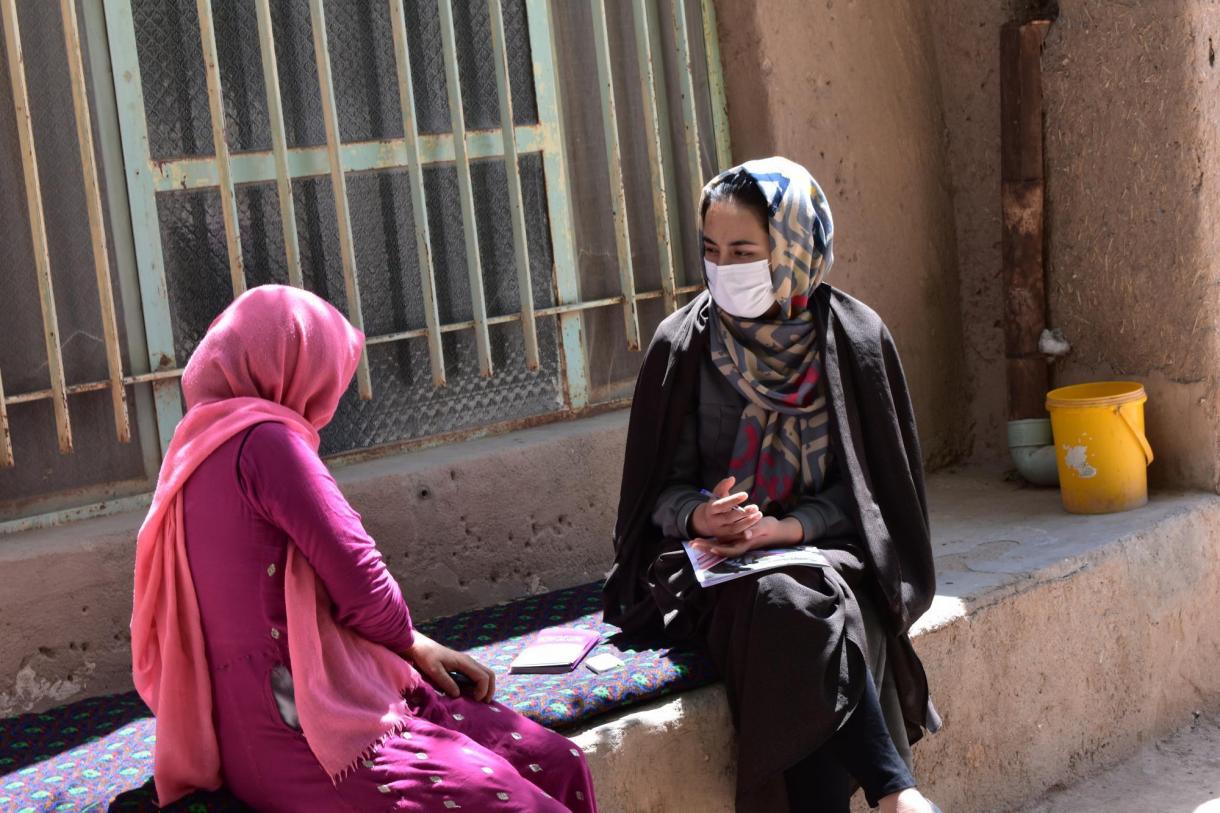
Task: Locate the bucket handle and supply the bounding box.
[1115,406,1154,465]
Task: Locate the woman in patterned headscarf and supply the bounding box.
[605,157,942,813]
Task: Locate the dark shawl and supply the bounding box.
[603,284,938,772]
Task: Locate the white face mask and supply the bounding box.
[704,258,775,318]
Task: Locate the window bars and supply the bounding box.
[0,0,731,470]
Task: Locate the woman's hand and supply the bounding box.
[404,632,496,703]
[692,515,804,559]
[690,476,763,540]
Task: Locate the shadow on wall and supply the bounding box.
[714,0,1220,491]
[1042,0,1220,492]
[711,0,970,471]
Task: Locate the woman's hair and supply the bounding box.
[700,168,770,227]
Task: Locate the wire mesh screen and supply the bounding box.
[552,0,721,403]
[131,0,724,453]
[136,0,561,455]
[0,0,152,517]
[321,151,566,450]
[133,0,538,160]
[1,0,729,520]
[156,161,562,453]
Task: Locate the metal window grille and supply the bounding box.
[0,0,730,528]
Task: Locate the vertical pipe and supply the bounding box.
[309,0,373,398]
[672,0,706,223]
[254,0,303,287]
[0,367,12,467]
[1,0,73,454]
[388,0,447,387]
[526,0,588,408]
[647,0,685,288]
[1000,20,1051,420]
[590,0,642,350]
[487,0,541,370]
[437,0,494,376]
[84,0,164,476]
[699,0,731,171]
[104,0,184,454]
[632,0,677,314]
[196,0,246,296]
[61,0,130,443]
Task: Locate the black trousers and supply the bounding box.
[784,671,916,811]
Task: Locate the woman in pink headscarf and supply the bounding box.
[132,285,597,812]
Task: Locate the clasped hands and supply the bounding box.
[689,476,804,559]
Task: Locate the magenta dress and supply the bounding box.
[182,421,597,812]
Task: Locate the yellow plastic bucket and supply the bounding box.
[1045,382,1153,514]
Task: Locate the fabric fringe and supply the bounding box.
[328,686,418,786]
[329,711,411,785]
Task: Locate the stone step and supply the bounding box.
[0,412,630,718]
[568,474,1220,813]
[4,410,1219,812]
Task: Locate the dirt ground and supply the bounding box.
[1016,713,1220,813]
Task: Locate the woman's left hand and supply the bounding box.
[404,632,497,703]
[691,515,804,558]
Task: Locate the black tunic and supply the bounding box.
[650,346,857,549]
[603,286,939,811]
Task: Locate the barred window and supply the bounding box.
[0,0,728,524]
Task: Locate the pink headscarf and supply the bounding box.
[131,285,419,805]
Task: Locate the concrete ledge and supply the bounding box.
[914,475,1220,812]
[572,685,735,811]
[0,411,628,716]
[5,438,1219,813]
[568,472,1220,813]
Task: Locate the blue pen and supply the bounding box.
[699,488,748,513]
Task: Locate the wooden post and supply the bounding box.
[1001,20,1051,420]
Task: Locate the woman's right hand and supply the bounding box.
[404,632,496,703]
[690,476,763,540]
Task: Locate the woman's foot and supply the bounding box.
[879,787,938,813]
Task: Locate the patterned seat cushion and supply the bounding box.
[0,581,716,811]
[423,581,715,729]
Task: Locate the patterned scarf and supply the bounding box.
[703,157,836,512]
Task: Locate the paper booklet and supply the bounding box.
[509,627,601,674]
[682,540,832,588]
